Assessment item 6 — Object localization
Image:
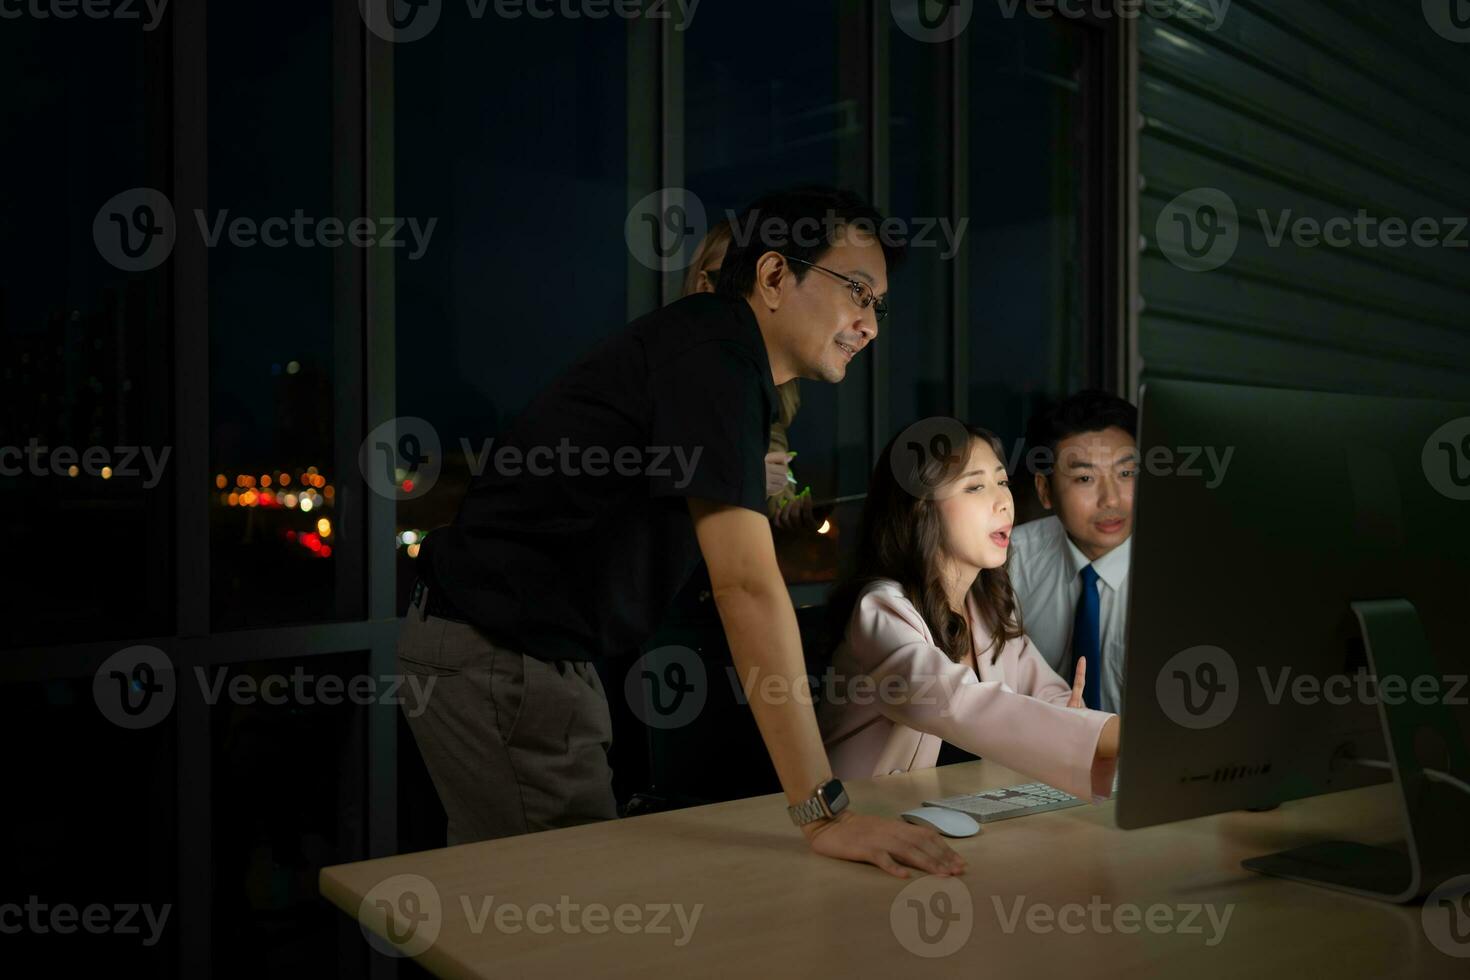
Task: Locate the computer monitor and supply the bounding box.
[1116,379,1470,903]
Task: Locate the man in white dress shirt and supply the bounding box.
[1007,391,1138,715]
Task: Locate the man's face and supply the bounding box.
[776,228,887,384]
[1035,426,1137,562]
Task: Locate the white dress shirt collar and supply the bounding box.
[1064,532,1132,591]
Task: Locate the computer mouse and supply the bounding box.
[901,806,981,838]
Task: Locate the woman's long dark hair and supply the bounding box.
[827,422,1024,666]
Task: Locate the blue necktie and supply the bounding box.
[1072,565,1102,710]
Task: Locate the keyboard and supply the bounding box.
[924,782,1084,823]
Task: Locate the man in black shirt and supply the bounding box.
[400,187,964,879]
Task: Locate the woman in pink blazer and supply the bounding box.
[818,421,1120,803]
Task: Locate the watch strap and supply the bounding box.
[787,795,829,827]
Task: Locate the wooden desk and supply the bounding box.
[321,761,1466,978]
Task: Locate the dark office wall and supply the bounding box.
[1136,0,1470,397]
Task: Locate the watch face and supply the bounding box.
[820,779,848,813]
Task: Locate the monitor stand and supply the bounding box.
[1242,599,1470,903]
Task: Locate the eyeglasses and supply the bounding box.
[782,255,889,323]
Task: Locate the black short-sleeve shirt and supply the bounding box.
[422,292,779,663]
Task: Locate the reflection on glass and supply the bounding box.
[393,12,629,613]
[210,651,369,977]
[887,17,955,439]
[966,13,1088,497]
[685,1,870,585]
[0,17,172,648]
[208,3,343,629]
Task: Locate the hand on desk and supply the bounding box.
[802,810,967,879]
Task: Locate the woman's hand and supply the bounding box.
[771,490,817,530]
[1067,657,1087,709]
[803,810,967,879]
[1068,658,1121,768]
[764,450,794,498]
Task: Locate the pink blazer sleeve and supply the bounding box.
[847,587,1118,802]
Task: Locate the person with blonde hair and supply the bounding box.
[685,220,815,530]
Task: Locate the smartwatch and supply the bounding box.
[787,778,849,827]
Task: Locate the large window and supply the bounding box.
[0,14,173,649]
[964,8,1102,522]
[387,7,1118,591]
[393,8,631,611]
[1,5,1121,974]
[208,2,351,629]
